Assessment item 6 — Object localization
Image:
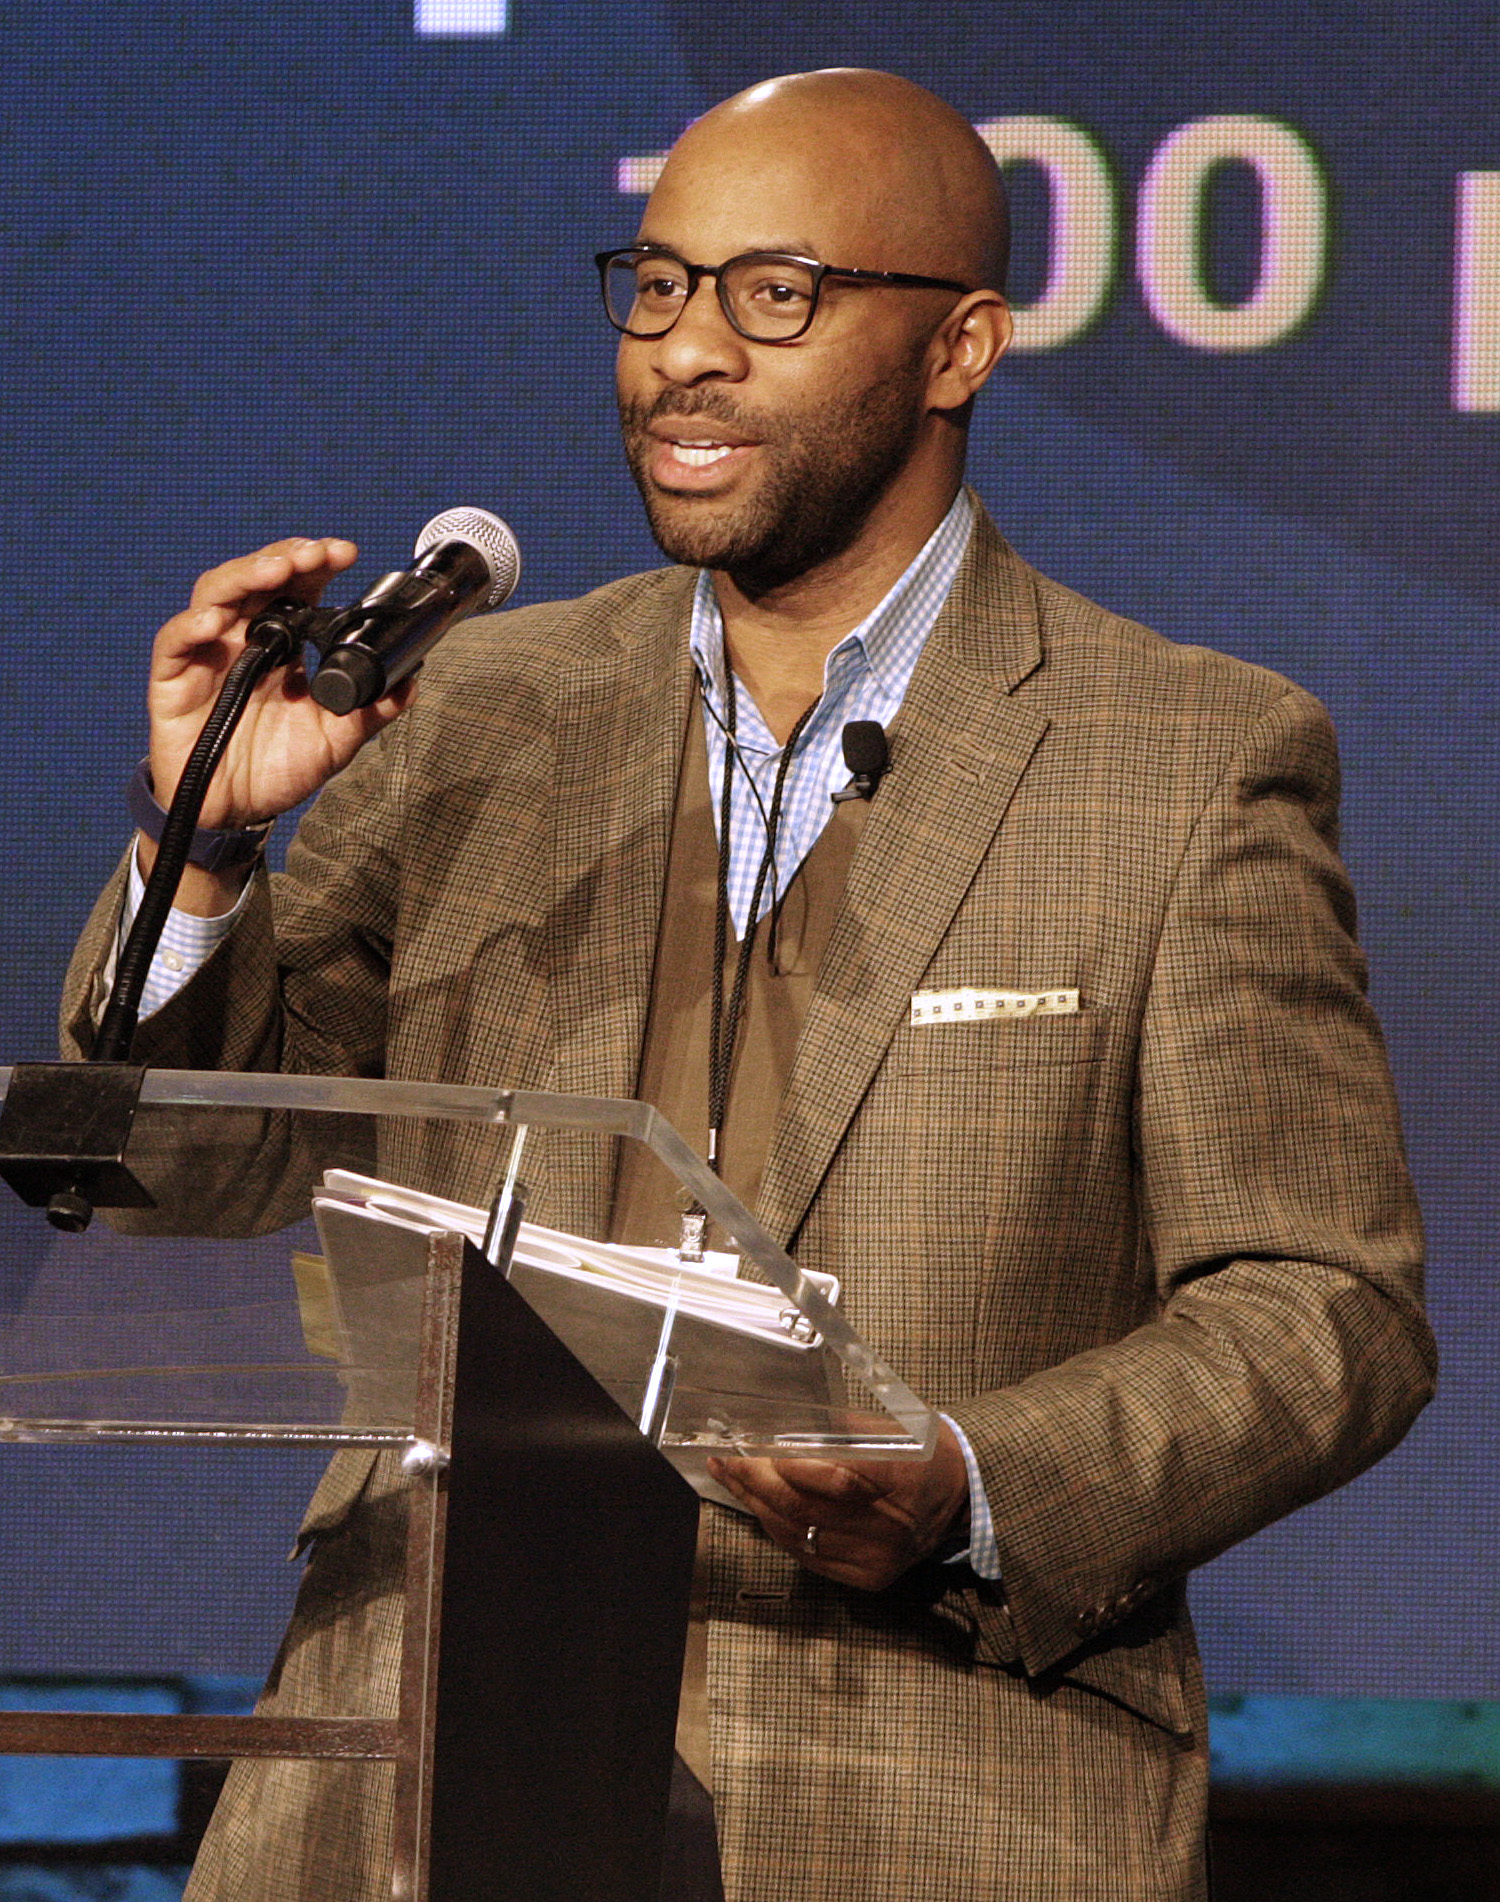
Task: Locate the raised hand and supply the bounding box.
[141,537,417,912]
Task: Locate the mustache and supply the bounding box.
[619,388,773,436]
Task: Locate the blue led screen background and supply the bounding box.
[0,0,1494,1697]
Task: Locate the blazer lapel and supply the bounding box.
[757,509,1051,1248]
[542,569,697,1233]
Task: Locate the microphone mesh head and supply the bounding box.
[414,506,522,610]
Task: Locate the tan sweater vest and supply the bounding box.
[611,695,869,1249]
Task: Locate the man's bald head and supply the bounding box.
[618,70,1013,597]
[648,69,1010,294]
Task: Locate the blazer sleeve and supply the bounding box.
[946,684,1435,1678]
[56,710,416,1233]
[61,701,414,1076]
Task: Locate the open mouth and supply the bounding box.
[670,442,735,467]
[648,433,758,487]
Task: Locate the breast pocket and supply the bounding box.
[852,1006,1113,1190]
[814,1004,1127,1392]
[900,1005,1108,1074]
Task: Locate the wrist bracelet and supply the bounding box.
[126,759,274,874]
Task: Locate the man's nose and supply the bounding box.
[649,276,750,382]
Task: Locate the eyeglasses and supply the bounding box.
[595,246,973,345]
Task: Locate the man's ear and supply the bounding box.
[926,292,1012,414]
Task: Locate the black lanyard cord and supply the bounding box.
[706,667,815,1175]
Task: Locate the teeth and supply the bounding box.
[672,443,734,466]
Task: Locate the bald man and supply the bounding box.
[64,68,1431,1902]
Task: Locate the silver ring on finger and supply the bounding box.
[803,1523,820,1557]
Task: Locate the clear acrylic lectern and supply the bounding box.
[0,1065,936,1902]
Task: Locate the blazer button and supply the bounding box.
[1074,1607,1099,1637]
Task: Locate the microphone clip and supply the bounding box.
[244,596,344,669]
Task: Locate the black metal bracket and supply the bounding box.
[0,1062,155,1230]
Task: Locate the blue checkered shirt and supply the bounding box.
[690,489,972,937]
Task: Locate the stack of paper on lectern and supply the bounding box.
[304,1171,843,1460]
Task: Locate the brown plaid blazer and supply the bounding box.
[64,499,1434,1901]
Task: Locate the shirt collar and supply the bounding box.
[689,487,975,702]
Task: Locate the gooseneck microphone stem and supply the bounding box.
[91,618,298,1066]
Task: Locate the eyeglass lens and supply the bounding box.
[604,252,819,341]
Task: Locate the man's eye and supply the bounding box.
[746,277,810,307]
[639,275,685,300]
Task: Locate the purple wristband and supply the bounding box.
[126,759,273,873]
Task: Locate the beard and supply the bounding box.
[618,351,929,594]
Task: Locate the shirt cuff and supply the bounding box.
[114,842,253,1019]
[939,1413,1003,1581]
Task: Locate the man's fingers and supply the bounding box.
[710,1463,839,1554]
[712,1477,913,1588]
[715,1454,880,1503]
[707,1456,931,1592]
[314,676,420,758]
[371,675,421,720]
[152,602,239,670]
[708,1455,879,1524]
[186,536,359,613]
[156,538,362,689]
[768,1457,884,1504]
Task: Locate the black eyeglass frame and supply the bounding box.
[595,245,974,344]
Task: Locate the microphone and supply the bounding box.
[308,506,521,715]
[833,720,890,801]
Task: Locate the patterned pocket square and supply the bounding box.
[909,986,1080,1025]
